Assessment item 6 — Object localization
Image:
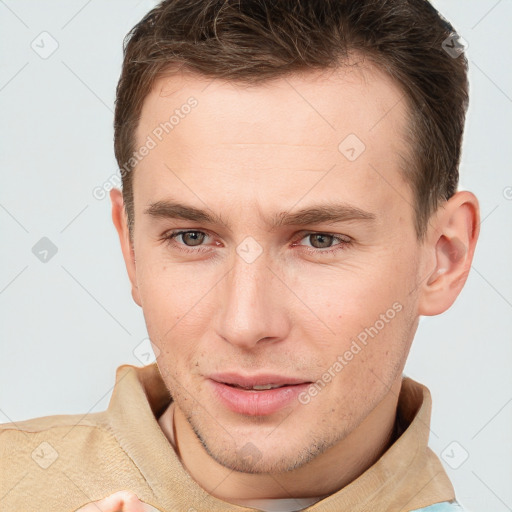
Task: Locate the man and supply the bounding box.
[0,1,479,511]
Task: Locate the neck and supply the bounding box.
[159,378,402,501]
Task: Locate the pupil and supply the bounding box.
[312,234,331,248]
[184,232,203,246]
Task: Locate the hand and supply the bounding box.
[75,490,161,512]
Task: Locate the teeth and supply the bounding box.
[229,383,285,390]
[251,384,282,390]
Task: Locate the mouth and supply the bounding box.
[207,374,313,416]
[223,382,305,391]
[209,372,311,388]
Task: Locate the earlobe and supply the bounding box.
[110,188,142,308]
[418,191,480,316]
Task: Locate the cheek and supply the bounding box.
[135,260,225,375]
[297,253,414,328]
[137,253,200,308]
[316,304,414,420]
[293,251,418,377]
[135,261,194,344]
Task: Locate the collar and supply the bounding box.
[104,363,455,511]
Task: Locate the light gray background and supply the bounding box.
[0,1,510,510]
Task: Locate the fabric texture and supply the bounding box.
[0,363,460,512]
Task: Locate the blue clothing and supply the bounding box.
[414,501,467,511]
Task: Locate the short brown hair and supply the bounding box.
[114,0,469,240]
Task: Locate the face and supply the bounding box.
[125,64,427,474]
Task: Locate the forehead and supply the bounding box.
[132,63,413,228]
[137,62,409,147]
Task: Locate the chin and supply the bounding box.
[199,426,336,475]
[209,449,304,474]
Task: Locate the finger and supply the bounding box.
[75,490,147,512]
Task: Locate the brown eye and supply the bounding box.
[179,231,206,246]
[308,233,335,249]
[295,232,352,256]
[162,230,212,253]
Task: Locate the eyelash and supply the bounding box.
[160,230,352,256]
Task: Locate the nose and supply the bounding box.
[216,247,289,350]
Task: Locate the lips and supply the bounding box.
[206,372,313,415]
[226,383,288,390]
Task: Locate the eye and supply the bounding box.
[160,229,352,257]
[161,230,213,254]
[294,232,352,256]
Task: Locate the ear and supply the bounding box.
[418,190,480,316]
[110,188,142,307]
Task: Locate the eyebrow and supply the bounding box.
[143,200,376,230]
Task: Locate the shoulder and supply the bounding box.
[0,410,117,477]
[0,412,149,511]
[412,501,470,512]
[0,410,111,448]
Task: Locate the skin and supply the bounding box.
[75,490,159,511]
[110,63,479,503]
